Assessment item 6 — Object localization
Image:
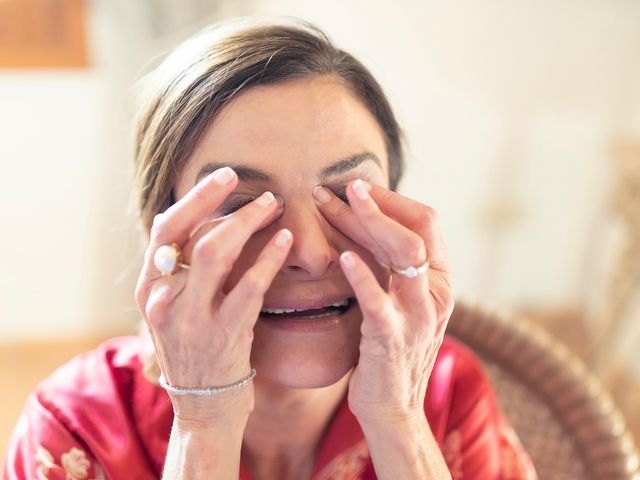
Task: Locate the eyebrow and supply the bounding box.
[194,152,382,185]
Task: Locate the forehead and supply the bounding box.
[176,75,389,193]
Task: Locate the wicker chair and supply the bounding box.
[446,301,640,480]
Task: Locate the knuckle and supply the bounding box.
[241,272,268,295]
[144,288,173,326]
[365,297,393,319]
[134,268,154,311]
[151,213,164,228]
[445,293,456,316]
[444,291,455,314]
[134,283,147,311]
[192,236,233,270]
[415,205,438,230]
[404,235,427,262]
[423,205,439,221]
[150,214,172,244]
[192,235,217,259]
[244,328,255,343]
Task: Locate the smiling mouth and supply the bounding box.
[259,297,356,320]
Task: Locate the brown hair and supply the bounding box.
[132,17,405,231]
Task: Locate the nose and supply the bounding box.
[277,205,341,278]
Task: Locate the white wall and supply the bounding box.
[0,1,148,342]
[250,0,640,317]
[1,0,639,341]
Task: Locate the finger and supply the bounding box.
[366,185,454,311]
[148,166,238,253]
[185,191,284,303]
[316,181,430,313]
[136,166,239,306]
[135,251,190,323]
[314,187,429,312]
[221,228,293,334]
[339,251,399,338]
[368,186,450,274]
[347,180,428,270]
[313,185,380,255]
[347,180,440,311]
[182,194,285,265]
[144,270,189,326]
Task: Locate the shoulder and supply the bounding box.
[436,335,492,391]
[35,335,147,412]
[430,334,491,398]
[5,335,166,479]
[425,334,497,440]
[428,335,538,479]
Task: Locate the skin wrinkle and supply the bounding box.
[171,76,395,479]
[129,22,457,478]
[193,152,382,185]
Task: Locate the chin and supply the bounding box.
[250,300,362,389]
[252,345,358,388]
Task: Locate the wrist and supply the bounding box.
[355,405,426,431]
[173,412,249,436]
[171,388,254,433]
[164,415,246,479]
[359,410,428,443]
[360,415,452,480]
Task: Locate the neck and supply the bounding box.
[241,371,351,479]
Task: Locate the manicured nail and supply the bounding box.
[212,166,235,185]
[340,251,357,269]
[313,185,332,204]
[275,229,293,247]
[352,179,371,200]
[256,191,275,206]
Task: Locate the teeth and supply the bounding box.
[261,298,349,314]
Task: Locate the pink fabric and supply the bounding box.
[3,335,537,479]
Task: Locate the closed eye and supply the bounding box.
[327,185,349,205]
[218,194,257,215]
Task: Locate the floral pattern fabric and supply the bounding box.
[3,335,537,479]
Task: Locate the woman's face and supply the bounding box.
[173,75,391,388]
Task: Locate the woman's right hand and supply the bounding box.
[134,166,292,429]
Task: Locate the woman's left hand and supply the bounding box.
[314,180,455,428]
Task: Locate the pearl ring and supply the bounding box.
[153,244,191,276]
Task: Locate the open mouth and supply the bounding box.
[260,297,356,320]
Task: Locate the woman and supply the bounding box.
[4,17,537,479]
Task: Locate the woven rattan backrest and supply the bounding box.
[446,301,640,480]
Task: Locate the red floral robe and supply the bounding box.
[3,335,537,479]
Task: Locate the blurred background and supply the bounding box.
[1,0,639,468]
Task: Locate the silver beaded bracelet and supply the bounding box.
[158,369,257,396]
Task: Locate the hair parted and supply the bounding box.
[132,16,405,232]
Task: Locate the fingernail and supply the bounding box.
[313,185,332,204]
[340,251,357,269]
[352,179,371,200]
[256,191,275,206]
[275,229,292,247]
[274,194,285,209]
[212,166,235,185]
